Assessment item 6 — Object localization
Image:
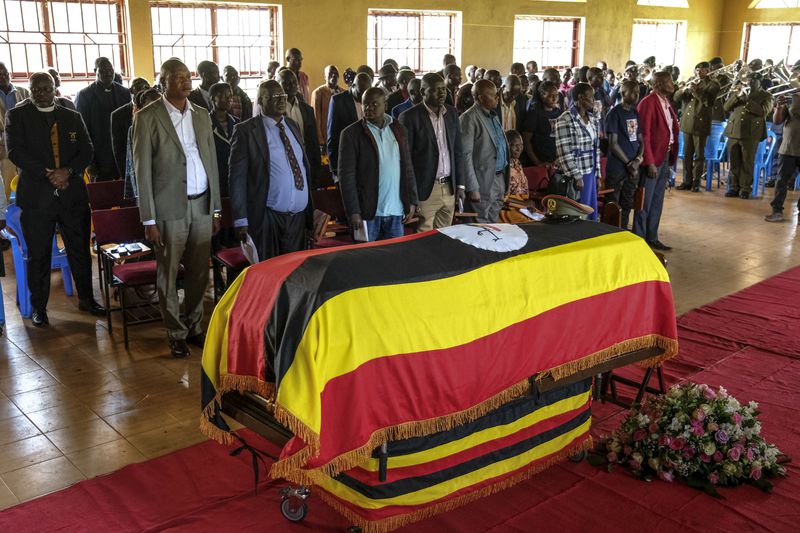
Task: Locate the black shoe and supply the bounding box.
[724,190,739,198]
[691,185,700,192]
[186,332,206,348]
[32,309,49,327]
[649,240,672,251]
[739,190,750,199]
[676,183,692,191]
[169,338,190,359]
[766,178,776,188]
[78,299,106,316]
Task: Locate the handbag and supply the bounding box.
[547,170,579,201]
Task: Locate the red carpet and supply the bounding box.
[3,268,800,532]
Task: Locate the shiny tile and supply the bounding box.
[80,389,149,418]
[67,439,146,478]
[0,435,62,475]
[0,415,41,446]
[0,369,60,396]
[25,403,99,434]
[9,385,79,414]
[0,396,24,422]
[1,456,85,502]
[0,355,41,380]
[104,406,180,438]
[0,478,18,510]
[127,421,207,459]
[45,419,122,455]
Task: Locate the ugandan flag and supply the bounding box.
[201,222,678,488]
[317,379,593,532]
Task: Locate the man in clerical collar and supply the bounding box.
[188,60,220,110]
[73,57,130,181]
[5,72,105,326]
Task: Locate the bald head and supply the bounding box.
[351,72,372,100]
[408,78,423,104]
[473,79,498,112]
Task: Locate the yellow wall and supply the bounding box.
[125,0,785,91]
[719,0,800,64]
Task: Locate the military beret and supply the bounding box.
[695,62,710,69]
[542,195,594,220]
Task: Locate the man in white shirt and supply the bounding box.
[133,58,222,358]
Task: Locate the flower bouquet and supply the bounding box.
[599,383,787,496]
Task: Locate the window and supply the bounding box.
[513,16,583,70]
[0,0,129,93]
[150,1,280,94]
[630,19,686,66]
[753,0,800,7]
[367,10,460,74]
[742,23,800,64]
[637,0,688,6]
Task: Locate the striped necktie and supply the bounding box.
[277,121,304,190]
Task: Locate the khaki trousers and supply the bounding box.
[681,133,708,187]
[728,138,758,193]
[416,181,455,232]
[155,194,212,340]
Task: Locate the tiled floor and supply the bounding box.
[0,182,798,509]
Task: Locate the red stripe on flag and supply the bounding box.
[225,232,432,380]
[305,281,674,470]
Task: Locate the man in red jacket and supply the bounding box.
[634,71,678,251]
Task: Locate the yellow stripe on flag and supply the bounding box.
[358,390,590,472]
[316,419,592,509]
[278,232,667,433]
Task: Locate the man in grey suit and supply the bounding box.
[133,58,221,358]
[459,79,509,223]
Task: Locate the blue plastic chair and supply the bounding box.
[752,130,778,198]
[703,121,727,190]
[0,204,73,318]
[677,131,684,159]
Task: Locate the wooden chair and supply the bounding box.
[86,180,136,210]
[92,206,179,348]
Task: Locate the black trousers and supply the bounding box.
[770,154,800,214]
[253,208,306,262]
[21,200,94,311]
[605,171,639,228]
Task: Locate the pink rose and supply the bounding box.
[649,422,659,434]
[669,437,686,451]
[750,467,762,481]
[683,447,696,460]
[746,448,755,461]
[624,446,633,456]
[628,459,642,470]
[713,451,724,462]
[657,470,675,482]
[733,412,743,425]
[693,409,706,422]
[703,387,717,400]
[700,453,712,463]
[727,447,742,461]
[607,451,618,463]
[633,429,647,441]
[659,434,671,447]
[691,422,705,437]
[709,471,720,485]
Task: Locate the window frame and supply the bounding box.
[0,0,130,82]
[630,18,686,67]
[741,22,800,64]
[366,9,460,74]
[149,1,280,81]
[512,15,583,70]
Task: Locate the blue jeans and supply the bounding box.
[365,216,403,241]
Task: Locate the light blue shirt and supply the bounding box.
[366,115,404,217]
[0,85,19,111]
[482,108,508,172]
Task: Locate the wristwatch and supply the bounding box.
[213,212,222,220]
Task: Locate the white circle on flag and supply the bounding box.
[437,224,528,252]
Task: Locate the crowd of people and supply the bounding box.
[0,47,797,356]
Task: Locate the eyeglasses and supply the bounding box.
[265,94,288,101]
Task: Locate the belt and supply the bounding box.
[269,208,300,217]
[187,189,208,200]
[436,176,450,184]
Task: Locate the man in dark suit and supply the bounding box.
[443,64,461,107]
[338,88,418,241]
[110,77,151,178]
[386,69,415,115]
[6,72,105,326]
[327,72,372,177]
[229,80,313,261]
[399,73,464,231]
[277,68,320,188]
[74,57,130,180]
[187,60,220,110]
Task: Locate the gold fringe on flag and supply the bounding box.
[314,434,593,533]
